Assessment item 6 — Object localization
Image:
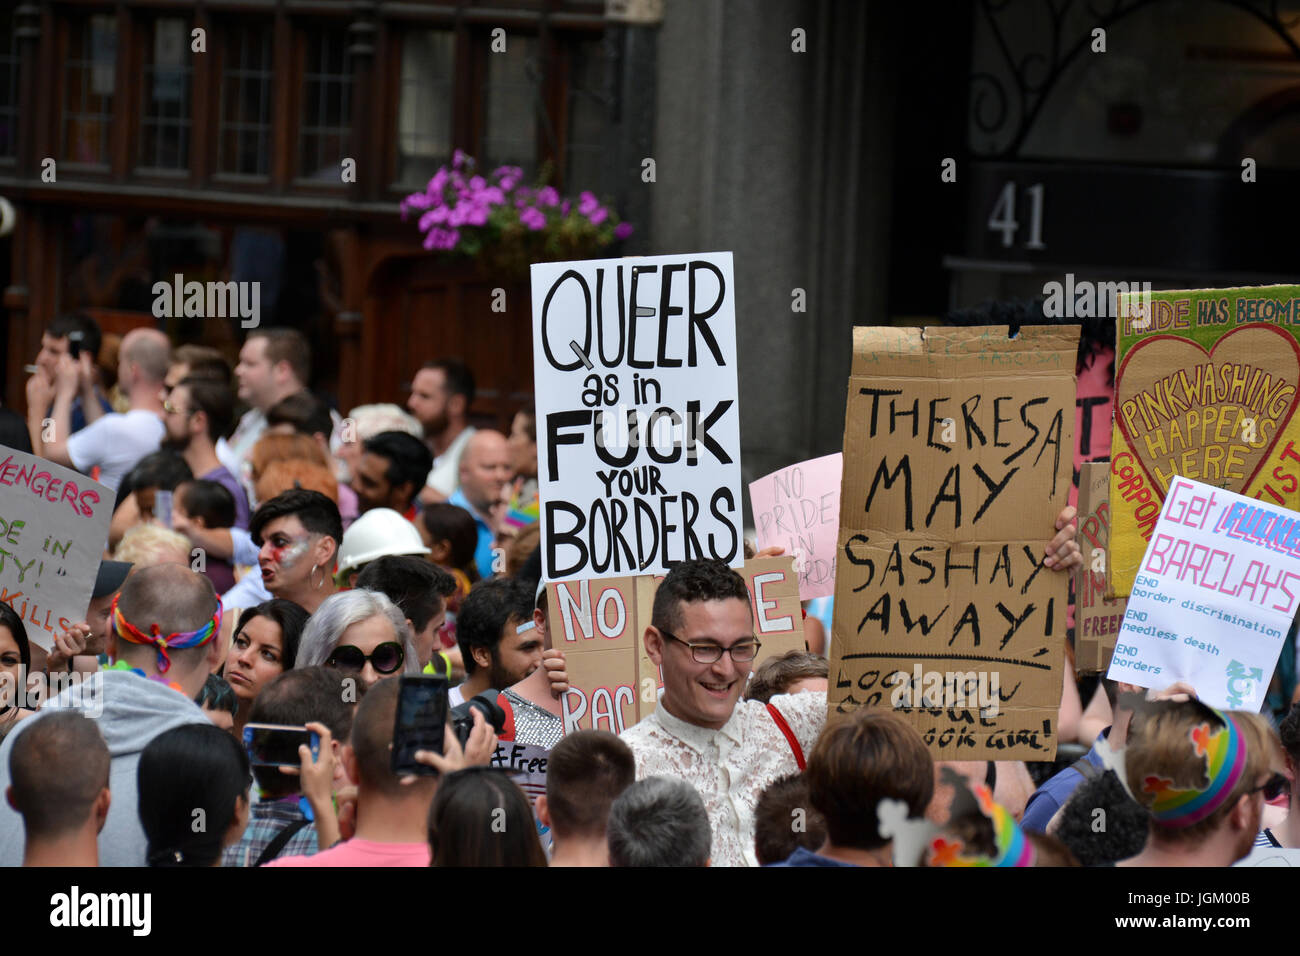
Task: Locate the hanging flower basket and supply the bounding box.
[400,151,633,282]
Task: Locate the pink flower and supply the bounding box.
[587,206,608,226]
[452,149,469,169]
[520,207,547,231]
[423,227,459,251]
[419,206,450,231]
[537,186,560,207]
[578,190,600,216]
[466,205,489,226]
[402,193,432,216]
[614,222,634,239]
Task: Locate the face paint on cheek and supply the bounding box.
[277,539,311,571]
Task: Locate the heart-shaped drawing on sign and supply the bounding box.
[1115,324,1300,498]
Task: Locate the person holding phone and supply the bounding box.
[266,677,494,868]
[24,312,112,446]
[224,667,354,866]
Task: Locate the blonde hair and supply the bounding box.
[114,524,192,569]
[1125,701,1276,843]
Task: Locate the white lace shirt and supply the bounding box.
[619,691,827,867]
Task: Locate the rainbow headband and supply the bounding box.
[111,593,222,674]
[926,784,1034,868]
[1140,712,1246,828]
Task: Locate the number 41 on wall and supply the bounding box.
[988,181,1046,251]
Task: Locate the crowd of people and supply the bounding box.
[0,312,1292,869]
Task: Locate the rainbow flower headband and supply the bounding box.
[111,593,222,674]
[1140,712,1245,828]
[926,783,1034,868]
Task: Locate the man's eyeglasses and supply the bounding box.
[1251,772,1289,802]
[326,642,405,675]
[658,629,761,664]
[162,398,192,416]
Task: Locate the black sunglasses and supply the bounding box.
[326,641,404,675]
[1252,772,1289,802]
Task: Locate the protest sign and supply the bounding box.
[828,326,1078,760]
[742,556,808,667]
[530,252,743,582]
[749,453,842,599]
[549,574,644,735]
[1110,285,1300,598]
[1106,476,1298,711]
[0,447,113,652]
[552,557,806,734]
[1072,349,1115,508]
[1075,462,1126,674]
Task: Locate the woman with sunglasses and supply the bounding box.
[223,599,310,735]
[295,589,419,687]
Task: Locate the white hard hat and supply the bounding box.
[337,508,430,575]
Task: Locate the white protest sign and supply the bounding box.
[749,452,841,599]
[531,252,743,581]
[1107,475,1300,710]
[0,447,114,652]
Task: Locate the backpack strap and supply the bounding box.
[766,703,805,771]
[1070,756,1102,783]
[255,817,313,867]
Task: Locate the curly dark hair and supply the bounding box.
[1279,700,1300,763]
[650,559,750,635]
[1052,768,1149,866]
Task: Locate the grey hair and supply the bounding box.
[607,776,712,867]
[295,589,419,674]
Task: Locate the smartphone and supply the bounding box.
[154,490,173,528]
[391,675,449,776]
[67,331,84,360]
[243,723,320,768]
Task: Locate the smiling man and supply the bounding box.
[620,559,825,867]
[622,525,1082,867]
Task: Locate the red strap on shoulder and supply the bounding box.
[766,703,805,770]
[498,693,517,742]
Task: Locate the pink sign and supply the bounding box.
[749,453,842,599]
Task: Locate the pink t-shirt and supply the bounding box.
[264,838,430,867]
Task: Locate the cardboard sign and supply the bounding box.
[1106,476,1298,711]
[749,452,842,599]
[0,448,113,652]
[827,326,1078,760]
[551,557,807,735]
[1075,462,1126,674]
[550,573,644,734]
[530,253,744,582]
[1110,286,1300,598]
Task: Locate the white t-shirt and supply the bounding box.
[449,683,466,708]
[65,409,165,492]
[425,426,477,497]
